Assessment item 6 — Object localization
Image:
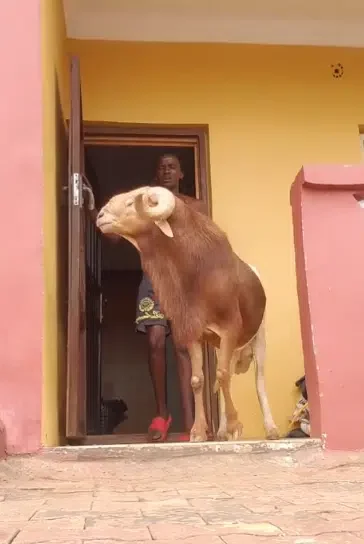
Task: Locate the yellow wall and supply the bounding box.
[41,0,69,445]
[66,40,364,439]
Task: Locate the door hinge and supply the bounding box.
[72,173,81,206]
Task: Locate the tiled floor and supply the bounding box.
[1,442,364,543]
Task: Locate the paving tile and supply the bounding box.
[221,535,364,543]
[139,498,194,521]
[218,521,282,536]
[178,488,231,499]
[14,482,93,492]
[277,502,356,515]
[25,516,85,531]
[85,513,144,529]
[190,497,278,516]
[4,490,52,501]
[83,527,151,540]
[148,523,213,539]
[189,498,238,507]
[148,521,282,539]
[341,503,364,511]
[234,496,292,514]
[143,513,206,526]
[0,522,20,544]
[14,540,82,544]
[144,538,223,544]
[91,500,142,513]
[263,514,364,536]
[320,511,364,521]
[32,510,90,521]
[132,484,178,492]
[201,508,264,526]
[138,489,179,501]
[0,500,45,522]
[13,527,150,543]
[93,491,140,502]
[276,494,347,506]
[44,496,93,510]
[13,531,83,544]
[317,493,364,504]
[81,542,149,544]
[140,498,190,510]
[305,482,364,493]
[257,489,323,503]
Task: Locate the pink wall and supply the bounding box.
[0,0,43,454]
[291,165,364,450]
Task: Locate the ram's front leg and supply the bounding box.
[216,335,243,441]
[216,349,239,441]
[188,341,208,442]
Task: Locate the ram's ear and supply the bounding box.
[154,220,174,238]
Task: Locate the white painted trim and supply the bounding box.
[63,4,364,48]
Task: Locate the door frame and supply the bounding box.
[83,121,220,440]
[66,57,87,440]
[83,122,212,212]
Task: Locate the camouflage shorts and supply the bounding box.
[135,274,171,335]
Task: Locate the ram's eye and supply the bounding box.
[125,198,134,207]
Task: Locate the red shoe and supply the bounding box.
[178,433,190,442]
[148,415,172,442]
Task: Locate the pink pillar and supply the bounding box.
[291,165,364,450]
[0,0,43,454]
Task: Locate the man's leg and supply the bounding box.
[147,325,168,430]
[175,346,194,435]
[135,274,172,441]
[147,325,171,441]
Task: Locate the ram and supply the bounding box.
[97,187,278,442]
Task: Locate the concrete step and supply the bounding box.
[41,438,322,461]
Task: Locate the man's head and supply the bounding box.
[155,154,184,193]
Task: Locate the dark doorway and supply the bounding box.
[85,144,196,441]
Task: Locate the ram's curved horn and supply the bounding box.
[141,187,176,221]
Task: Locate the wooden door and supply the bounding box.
[66,56,103,439]
[66,56,87,438]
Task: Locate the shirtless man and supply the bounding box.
[135,154,194,441]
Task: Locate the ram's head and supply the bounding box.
[96,186,176,241]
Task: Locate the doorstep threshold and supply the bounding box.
[42,438,321,458]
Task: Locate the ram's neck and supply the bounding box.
[122,234,140,252]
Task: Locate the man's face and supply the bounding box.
[155,155,183,193]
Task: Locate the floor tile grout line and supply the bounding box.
[147,525,155,540]
[7,529,20,544]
